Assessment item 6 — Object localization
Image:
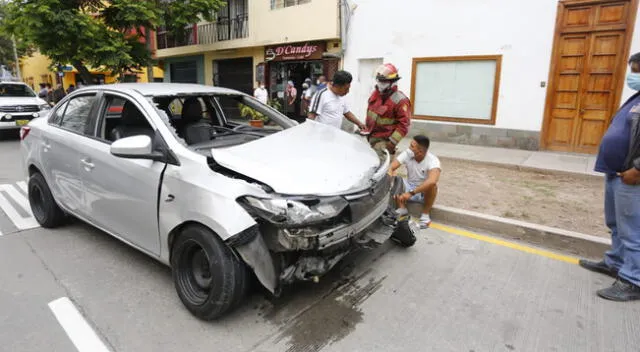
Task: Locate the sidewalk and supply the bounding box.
[393,138,608,258]
[397,139,601,178]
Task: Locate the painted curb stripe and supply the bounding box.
[431,223,580,265]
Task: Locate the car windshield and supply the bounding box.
[150,92,297,148]
[0,84,36,97]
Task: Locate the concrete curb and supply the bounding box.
[429,204,611,259]
[438,156,604,181]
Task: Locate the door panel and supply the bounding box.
[597,2,628,25]
[80,96,164,255]
[574,31,626,153]
[545,34,588,150]
[42,95,97,214]
[543,0,636,154]
[80,139,164,255]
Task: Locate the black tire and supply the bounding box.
[28,172,66,228]
[171,224,250,320]
[391,219,417,248]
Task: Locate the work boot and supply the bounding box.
[578,259,618,278]
[597,279,640,302]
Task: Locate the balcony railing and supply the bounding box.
[156,25,196,50]
[198,14,249,45]
[155,15,249,50]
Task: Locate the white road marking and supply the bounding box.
[48,297,111,352]
[0,183,39,230]
[16,181,27,194]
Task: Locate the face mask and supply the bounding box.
[377,82,391,92]
[316,80,320,85]
[259,85,265,89]
[627,72,640,91]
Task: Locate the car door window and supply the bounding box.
[96,94,154,143]
[59,95,97,135]
[49,101,69,125]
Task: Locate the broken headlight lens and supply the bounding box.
[238,196,348,226]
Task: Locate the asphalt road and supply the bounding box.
[1,134,640,352]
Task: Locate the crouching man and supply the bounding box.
[388,135,441,229]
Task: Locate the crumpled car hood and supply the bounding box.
[210,120,382,196]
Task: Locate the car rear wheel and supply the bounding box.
[28,172,66,228]
[171,224,250,320]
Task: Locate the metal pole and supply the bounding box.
[11,35,21,81]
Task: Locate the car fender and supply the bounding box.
[158,164,265,262]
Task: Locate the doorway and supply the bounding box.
[542,0,639,154]
[170,61,198,83]
[213,57,253,95]
[268,61,323,120]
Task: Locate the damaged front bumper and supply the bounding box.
[231,151,395,293]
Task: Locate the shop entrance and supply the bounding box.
[268,60,323,121]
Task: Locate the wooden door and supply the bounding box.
[542,0,638,153]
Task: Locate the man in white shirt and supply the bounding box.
[307,70,366,130]
[389,135,441,228]
[253,81,268,104]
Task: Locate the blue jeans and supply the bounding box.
[604,175,640,286]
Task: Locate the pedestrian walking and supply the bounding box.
[579,52,640,301]
[307,70,366,131]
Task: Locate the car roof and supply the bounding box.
[73,83,243,97]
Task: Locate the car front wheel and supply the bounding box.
[171,224,250,320]
[28,172,66,228]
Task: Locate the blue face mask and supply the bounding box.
[627,72,640,91]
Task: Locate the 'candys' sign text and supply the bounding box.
[265,41,326,62]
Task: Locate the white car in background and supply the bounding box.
[0,81,50,133]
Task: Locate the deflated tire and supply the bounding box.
[171,224,250,320]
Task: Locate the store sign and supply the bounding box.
[265,42,326,62]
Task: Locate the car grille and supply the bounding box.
[346,174,391,222]
[0,105,40,113]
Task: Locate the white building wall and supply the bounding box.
[343,0,640,133]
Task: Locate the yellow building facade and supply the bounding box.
[19,51,164,91]
[154,0,344,116]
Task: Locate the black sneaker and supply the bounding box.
[597,279,640,301]
[579,259,618,278]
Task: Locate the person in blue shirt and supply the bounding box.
[580,52,640,301]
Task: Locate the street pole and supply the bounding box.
[11,34,21,81]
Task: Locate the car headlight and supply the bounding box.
[39,104,51,111]
[238,196,349,226]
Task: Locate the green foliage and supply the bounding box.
[0,0,224,81]
[239,99,283,121]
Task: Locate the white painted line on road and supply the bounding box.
[0,184,39,230]
[48,297,111,352]
[16,181,27,194]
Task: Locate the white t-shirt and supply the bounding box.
[308,88,349,129]
[396,149,441,187]
[254,87,268,104]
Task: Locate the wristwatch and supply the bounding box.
[409,190,416,196]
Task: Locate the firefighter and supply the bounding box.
[365,63,412,158]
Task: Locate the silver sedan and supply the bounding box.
[20,83,415,320]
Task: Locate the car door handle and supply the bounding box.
[42,142,51,152]
[81,158,95,170]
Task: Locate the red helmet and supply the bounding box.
[375,63,401,82]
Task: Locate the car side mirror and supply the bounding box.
[110,135,165,161]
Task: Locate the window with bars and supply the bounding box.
[270,0,311,10]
